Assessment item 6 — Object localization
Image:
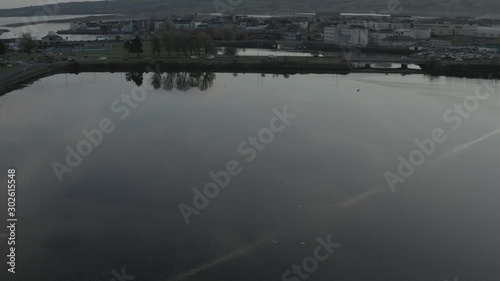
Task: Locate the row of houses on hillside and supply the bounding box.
[64,14,302,35]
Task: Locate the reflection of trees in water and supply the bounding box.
[269,73,290,79]
[163,72,176,91]
[126,72,291,90]
[151,72,216,92]
[125,72,144,87]
[151,73,162,90]
[198,72,216,91]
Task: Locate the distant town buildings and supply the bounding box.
[379,36,417,48]
[172,19,195,30]
[67,19,154,34]
[45,12,500,52]
[323,16,500,49]
[41,33,65,48]
[413,23,500,38]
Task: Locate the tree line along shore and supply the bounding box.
[2,55,500,96]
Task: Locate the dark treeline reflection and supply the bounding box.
[125,72,292,91]
[125,71,216,91]
[158,72,216,91]
[125,72,144,87]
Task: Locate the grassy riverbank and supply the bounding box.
[2,56,500,95]
[425,60,500,78]
[0,56,349,95]
[58,56,354,77]
[0,64,20,75]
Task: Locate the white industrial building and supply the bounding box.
[323,26,338,44]
[325,24,430,48]
[380,36,417,48]
[393,28,430,40]
[413,23,500,38]
[324,25,369,47]
[172,19,195,30]
[476,26,500,38]
[369,29,394,46]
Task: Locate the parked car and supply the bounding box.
[206,55,215,60]
[268,55,277,59]
[191,56,198,59]
[97,57,107,61]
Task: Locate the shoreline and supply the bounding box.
[1,14,123,28]
[2,57,500,95]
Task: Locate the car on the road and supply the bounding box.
[97,57,107,61]
[191,56,199,59]
[268,55,277,59]
[206,55,215,60]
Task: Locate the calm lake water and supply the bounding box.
[1,72,500,281]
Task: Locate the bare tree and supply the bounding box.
[158,23,176,57]
[224,47,238,56]
[19,33,36,55]
[157,27,217,58]
[0,41,6,55]
[222,27,236,41]
[152,35,161,56]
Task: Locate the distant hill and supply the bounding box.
[1,0,500,18]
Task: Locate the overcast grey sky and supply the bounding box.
[0,0,101,10]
